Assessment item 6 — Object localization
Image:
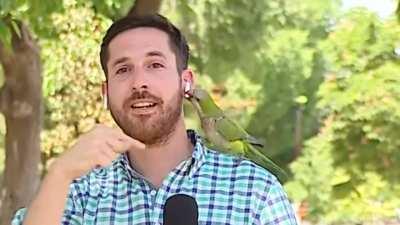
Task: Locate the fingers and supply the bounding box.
[104,138,130,155]
[95,145,118,168]
[52,124,146,180]
[102,141,119,159]
[94,138,132,169]
[107,128,146,153]
[91,125,145,150]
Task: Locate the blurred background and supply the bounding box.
[0,0,399,224]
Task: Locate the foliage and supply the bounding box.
[0,0,132,49]
[285,9,400,222]
[318,9,400,190]
[285,131,335,219]
[247,28,323,162]
[40,1,115,170]
[89,0,134,20]
[0,0,64,47]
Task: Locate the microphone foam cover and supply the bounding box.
[163,194,198,225]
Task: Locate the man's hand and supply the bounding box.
[51,124,145,181]
[22,124,145,225]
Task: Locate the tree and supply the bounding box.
[0,22,42,225]
[285,9,400,223]
[0,1,63,223]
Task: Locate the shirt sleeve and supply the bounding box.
[61,183,86,225]
[259,181,299,225]
[11,180,86,225]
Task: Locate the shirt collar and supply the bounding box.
[185,129,207,177]
[115,129,207,181]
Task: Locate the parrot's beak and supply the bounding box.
[184,88,195,99]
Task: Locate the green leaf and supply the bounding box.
[10,19,21,38]
[295,95,308,104]
[0,19,12,51]
[0,0,13,15]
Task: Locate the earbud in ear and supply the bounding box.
[184,82,191,98]
[103,95,108,109]
[184,82,191,92]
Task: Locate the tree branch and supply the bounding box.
[127,0,162,16]
[11,21,38,53]
[0,86,7,114]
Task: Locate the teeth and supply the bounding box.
[132,102,156,108]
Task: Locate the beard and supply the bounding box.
[109,87,183,147]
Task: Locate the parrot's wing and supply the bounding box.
[214,115,265,148]
[244,143,288,183]
[243,134,265,148]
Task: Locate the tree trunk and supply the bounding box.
[0,21,42,225]
[127,0,162,16]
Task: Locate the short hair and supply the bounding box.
[100,14,189,78]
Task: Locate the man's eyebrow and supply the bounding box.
[146,51,167,59]
[111,56,129,68]
[110,51,166,68]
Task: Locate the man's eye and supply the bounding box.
[150,63,164,69]
[116,67,128,74]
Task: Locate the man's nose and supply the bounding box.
[130,68,149,91]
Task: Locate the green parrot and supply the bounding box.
[186,88,287,182]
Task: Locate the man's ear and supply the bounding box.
[181,69,195,98]
[101,82,108,109]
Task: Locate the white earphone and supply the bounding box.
[103,95,108,109]
[184,81,191,92]
[184,81,191,98]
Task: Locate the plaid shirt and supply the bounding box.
[13,130,297,225]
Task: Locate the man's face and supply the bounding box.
[105,27,185,146]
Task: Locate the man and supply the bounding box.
[13,14,297,224]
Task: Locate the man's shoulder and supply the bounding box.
[202,147,279,186]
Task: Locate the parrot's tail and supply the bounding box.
[245,144,288,183]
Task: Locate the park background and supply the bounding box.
[0,0,399,224]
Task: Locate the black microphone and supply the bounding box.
[163,194,198,225]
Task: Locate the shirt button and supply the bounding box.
[150,190,156,195]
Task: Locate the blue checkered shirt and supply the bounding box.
[13,130,297,224]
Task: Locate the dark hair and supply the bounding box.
[100,14,189,78]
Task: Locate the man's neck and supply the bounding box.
[127,118,193,188]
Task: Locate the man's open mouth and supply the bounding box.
[131,102,157,109]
